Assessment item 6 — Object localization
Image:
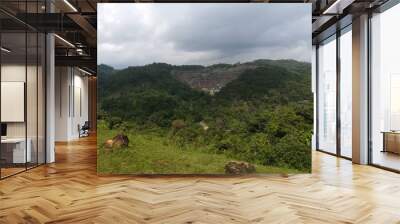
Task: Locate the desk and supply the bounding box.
[382,131,400,154]
[1,138,31,163]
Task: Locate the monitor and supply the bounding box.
[1,123,7,137]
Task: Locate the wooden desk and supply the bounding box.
[382,131,400,154]
[1,138,31,164]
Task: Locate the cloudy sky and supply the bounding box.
[98,4,311,69]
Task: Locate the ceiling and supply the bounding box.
[0,0,97,74]
[310,0,390,43]
[0,0,394,73]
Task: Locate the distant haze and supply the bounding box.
[98,3,311,69]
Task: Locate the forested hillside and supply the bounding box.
[98,59,312,174]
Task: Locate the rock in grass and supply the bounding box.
[104,134,129,151]
[224,161,256,174]
[104,139,114,149]
[112,134,129,148]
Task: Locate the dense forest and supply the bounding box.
[97,59,313,174]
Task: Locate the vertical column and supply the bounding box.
[315,45,320,151]
[46,0,55,163]
[312,45,317,150]
[88,77,97,133]
[336,30,341,156]
[352,14,369,164]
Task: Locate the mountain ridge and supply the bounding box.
[98,59,311,96]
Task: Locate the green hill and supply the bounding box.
[216,63,311,102]
[97,59,312,173]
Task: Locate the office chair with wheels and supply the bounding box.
[79,121,90,138]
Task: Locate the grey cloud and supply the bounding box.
[98,3,311,68]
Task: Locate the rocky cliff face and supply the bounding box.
[171,64,257,95]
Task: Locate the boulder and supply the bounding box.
[104,134,129,151]
[112,134,129,148]
[104,139,114,149]
[224,161,256,175]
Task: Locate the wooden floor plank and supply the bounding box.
[0,136,400,223]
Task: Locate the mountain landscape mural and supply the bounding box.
[97,59,312,174]
[97,3,311,174]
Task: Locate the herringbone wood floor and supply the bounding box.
[1,136,400,224]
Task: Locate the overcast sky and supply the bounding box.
[98,3,311,69]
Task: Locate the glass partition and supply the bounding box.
[317,35,337,154]
[339,26,352,158]
[0,2,46,179]
[1,31,28,177]
[370,4,400,171]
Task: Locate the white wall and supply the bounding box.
[1,65,26,142]
[71,73,89,138]
[1,65,38,138]
[55,67,89,141]
[55,66,70,141]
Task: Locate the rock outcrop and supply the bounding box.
[172,64,257,95]
[224,161,256,174]
[104,134,129,151]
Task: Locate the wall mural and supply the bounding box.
[97,3,312,174]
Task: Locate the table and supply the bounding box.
[382,131,400,154]
[1,138,31,164]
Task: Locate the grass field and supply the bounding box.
[97,123,301,174]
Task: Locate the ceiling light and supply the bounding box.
[323,0,355,15]
[1,47,11,53]
[76,48,85,55]
[54,34,75,48]
[78,67,92,76]
[63,0,78,12]
[323,0,341,14]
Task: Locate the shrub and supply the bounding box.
[108,117,122,130]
